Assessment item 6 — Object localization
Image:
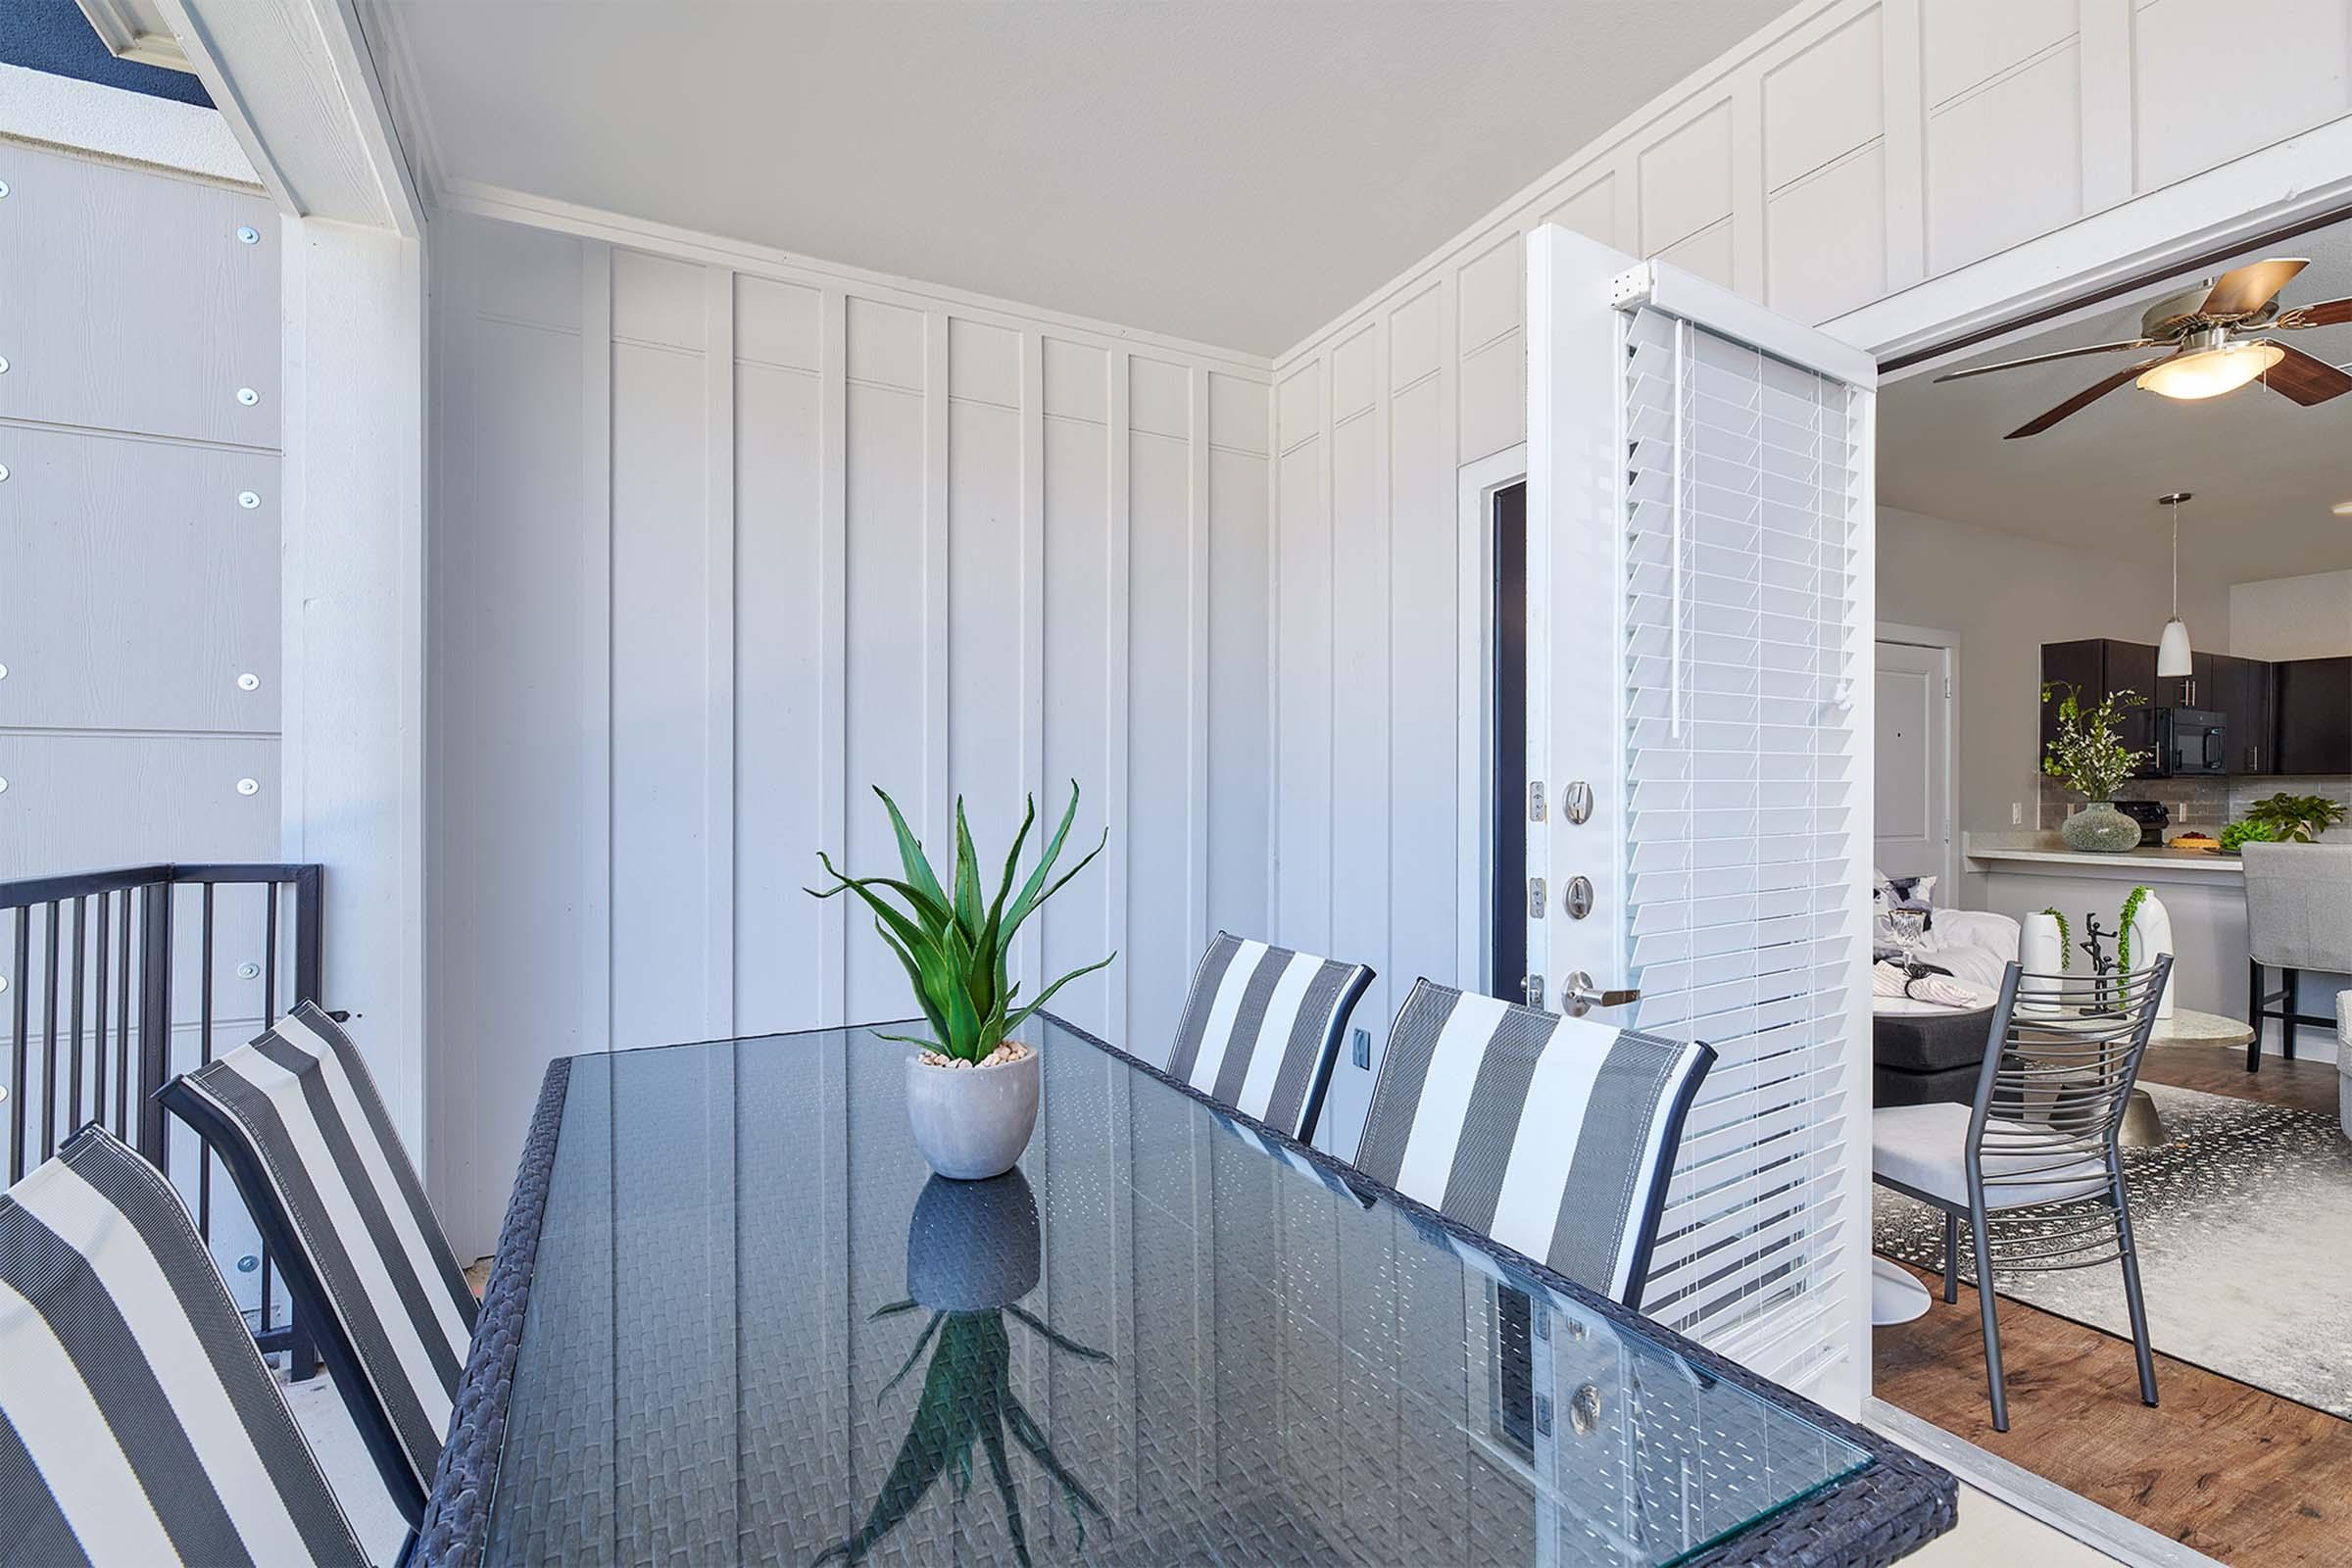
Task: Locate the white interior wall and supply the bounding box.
[426,211,1273,1255]
[1877,506,2234,898]
[2230,570,2352,661]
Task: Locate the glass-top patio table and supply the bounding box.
[416,1016,1952,1567]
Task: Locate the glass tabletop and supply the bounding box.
[482,1017,1869,1567]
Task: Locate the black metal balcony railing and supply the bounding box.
[1,862,324,1376]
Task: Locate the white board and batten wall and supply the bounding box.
[427,212,1275,1253]
[1265,0,2352,1380]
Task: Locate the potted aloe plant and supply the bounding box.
[809,782,1111,1179]
[2040,682,2152,853]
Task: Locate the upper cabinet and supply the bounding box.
[2038,640,2339,778]
[2272,659,2352,776]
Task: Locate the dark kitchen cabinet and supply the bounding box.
[2041,639,2160,777]
[2212,654,2276,775]
[2272,657,2352,775]
[2040,639,2295,776]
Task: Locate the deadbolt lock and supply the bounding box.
[1563,780,1594,825]
[1564,876,1593,919]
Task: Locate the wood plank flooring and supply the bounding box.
[1874,1264,2352,1566]
[1875,1050,2352,1565]
[2139,1048,2339,1119]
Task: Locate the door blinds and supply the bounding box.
[1617,306,1863,1390]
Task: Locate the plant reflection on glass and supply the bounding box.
[816,1174,1109,1567]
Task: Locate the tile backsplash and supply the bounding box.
[2037,774,2352,832]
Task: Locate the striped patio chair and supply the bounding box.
[0,1125,368,1567]
[1352,980,1714,1309]
[160,1002,476,1527]
[1166,931,1374,1146]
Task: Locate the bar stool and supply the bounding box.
[2242,842,2352,1072]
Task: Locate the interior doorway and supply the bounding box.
[1489,480,1528,1003]
[1873,630,1957,893]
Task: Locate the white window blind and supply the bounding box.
[1616,306,1863,1390]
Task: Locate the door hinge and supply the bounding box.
[1523,974,1544,1009]
[1528,876,1546,917]
[1529,780,1546,822]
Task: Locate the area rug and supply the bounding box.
[1874,1081,2352,1418]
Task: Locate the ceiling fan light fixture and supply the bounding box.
[2136,340,2284,400]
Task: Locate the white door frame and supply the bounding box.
[1456,444,1528,994]
[1875,622,1960,895]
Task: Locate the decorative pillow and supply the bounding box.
[1872,870,1936,946]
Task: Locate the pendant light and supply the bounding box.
[2156,491,2192,680]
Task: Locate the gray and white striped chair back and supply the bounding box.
[162,1002,476,1512]
[1353,980,1714,1308]
[1167,931,1374,1144]
[0,1126,368,1567]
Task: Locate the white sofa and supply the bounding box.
[1912,907,2021,998]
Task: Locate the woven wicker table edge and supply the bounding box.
[415,1055,571,1568]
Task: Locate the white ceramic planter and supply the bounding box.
[2125,890,2175,1020]
[904,1046,1041,1180]
[2019,910,2067,1015]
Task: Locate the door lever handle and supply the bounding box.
[1561,972,1640,1017]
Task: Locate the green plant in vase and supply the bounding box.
[2040,682,2152,854]
[808,782,1114,1179]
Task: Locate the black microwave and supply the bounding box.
[2149,707,2228,776]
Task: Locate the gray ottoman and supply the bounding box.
[1873,1006,1994,1106]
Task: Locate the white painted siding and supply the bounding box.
[0,142,283,874]
[1266,0,2352,1162]
[427,212,1273,1253]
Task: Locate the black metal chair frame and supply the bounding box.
[2,861,329,1378]
[1873,956,2171,1432]
[2246,957,2330,1073]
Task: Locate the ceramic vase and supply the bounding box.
[904,1046,1041,1180]
[2019,910,2067,1013]
[2126,890,2176,1020]
[2061,801,2140,853]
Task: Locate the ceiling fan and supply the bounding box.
[1935,258,2352,438]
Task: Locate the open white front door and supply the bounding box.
[1525,225,1878,1409]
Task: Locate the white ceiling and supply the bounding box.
[1879,219,2352,586]
[366,0,1796,355]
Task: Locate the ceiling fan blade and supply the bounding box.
[2261,342,2352,405]
[2199,258,2308,318]
[1934,338,2155,382]
[2273,297,2352,329]
[2003,361,2163,439]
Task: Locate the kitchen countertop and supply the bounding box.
[1961,831,2243,874]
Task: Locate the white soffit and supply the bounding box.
[1879,217,2352,585]
[363,0,1797,356]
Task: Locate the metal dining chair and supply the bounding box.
[0,1125,369,1567]
[1871,956,2172,1431]
[1349,980,1714,1310]
[159,1002,478,1532]
[1166,931,1374,1147]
